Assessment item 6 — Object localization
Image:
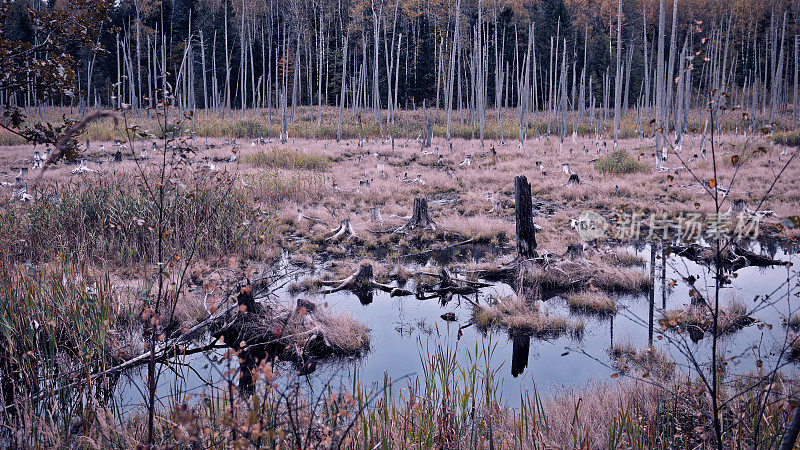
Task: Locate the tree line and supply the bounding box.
[2,0,800,142]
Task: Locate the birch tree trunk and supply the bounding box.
[337,33,349,142]
[613,0,623,147]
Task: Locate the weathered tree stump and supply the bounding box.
[727,199,748,216]
[424,111,433,148]
[396,197,437,232]
[369,206,381,222]
[515,176,537,259]
[237,285,260,314]
[326,219,357,241]
[319,262,413,298]
[565,244,585,260]
[565,173,581,185]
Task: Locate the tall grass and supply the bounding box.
[772,130,800,147]
[0,258,126,447]
[0,175,270,266]
[3,107,795,145]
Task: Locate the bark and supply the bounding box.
[397,197,437,232]
[514,175,537,259]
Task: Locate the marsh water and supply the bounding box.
[115,240,800,410]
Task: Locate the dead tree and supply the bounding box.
[514,175,537,259]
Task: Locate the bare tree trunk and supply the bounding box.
[514,175,537,259]
[224,6,231,116]
[200,31,208,114]
[665,0,678,143]
[654,0,666,165]
[318,17,324,128]
[794,35,798,130]
[371,1,383,136]
[446,0,461,140]
[336,33,349,141]
[613,0,623,147]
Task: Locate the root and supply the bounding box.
[319,263,413,297]
[326,219,357,241]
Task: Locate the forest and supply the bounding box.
[1,0,800,447]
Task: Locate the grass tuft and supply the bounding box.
[594,149,648,175]
[473,295,582,337]
[567,291,617,315]
[244,146,331,171]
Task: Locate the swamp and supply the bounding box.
[1,0,800,447]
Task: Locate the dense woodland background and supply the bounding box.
[2,0,799,130]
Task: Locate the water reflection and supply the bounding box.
[511,332,531,378]
[117,240,799,408]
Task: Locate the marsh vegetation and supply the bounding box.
[1,0,800,446]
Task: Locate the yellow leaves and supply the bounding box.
[731,154,740,165]
[707,179,717,188]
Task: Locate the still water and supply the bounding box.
[115,240,799,410]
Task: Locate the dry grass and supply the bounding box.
[312,307,371,354]
[521,257,652,294]
[601,248,646,267]
[609,342,676,379]
[594,149,648,175]
[567,290,617,315]
[661,299,752,336]
[244,146,331,171]
[473,294,583,337]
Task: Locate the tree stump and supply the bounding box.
[515,176,537,259]
[369,206,381,222]
[565,244,585,260]
[326,219,356,241]
[397,197,436,232]
[727,199,747,216]
[424,111,433,148]
[565,173,581,185]
[237,285,259,314]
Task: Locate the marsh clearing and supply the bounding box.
[6,130,797,408]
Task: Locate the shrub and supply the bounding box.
[772,130,800,147]
[244,147,330,171]
[594,149,648,175]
